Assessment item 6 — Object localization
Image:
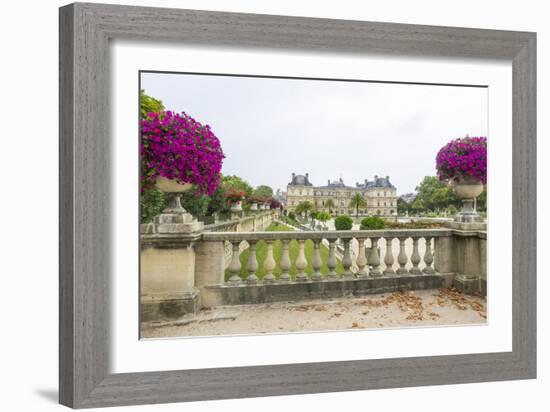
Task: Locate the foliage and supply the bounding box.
[323,199,335,211]
[288,211,296,220]
[360,216,386,230]
[221,175,253,196]
[141,111,225,195]
[295,201,314,216]
[207,186,229,215]
[414,176,461,212]
[224,190,245,204]
[348,193,367,216]
[315,211,332,222]
[397,197,410,214]
[436,136,487,183]
[476,189,487,212]
[140,188,167,223]
[180,191,210,217]
[253,185,274,198]
[334,214,353,230]
[140,90,164,119]
[385,221,445,229]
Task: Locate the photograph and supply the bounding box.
[139,71,488,339]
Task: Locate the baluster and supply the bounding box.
[356,238,368,278]
[311,239,323,281]
[342,238,353,279]
[279,239,291,282]
[246,240,259,284]
[368,237,381,277]
[295,240,308,282]
[383,237,395,275]
[396,237,409,275]
[263,240,276,283]
[409,237,422,274]
[327,239,338,279]
[423,237,435,274]
[228,241,242,283]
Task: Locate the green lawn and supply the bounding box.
[224,222,344,281]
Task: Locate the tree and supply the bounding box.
[397,197,410,215]
[315,211,332,230]
[349,193,367,217]
[414,176,460,213]
[221,175,253,196]
[140,90,164,118]
[323,198,335,212]
[334,215,353,230]
[253,185,273,198]
[295,201,314,218]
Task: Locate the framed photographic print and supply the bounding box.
[59,2,536,408]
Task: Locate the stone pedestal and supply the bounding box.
[444,221,487,295]
[140,211,204,323]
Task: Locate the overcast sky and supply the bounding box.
[140,72,487,195]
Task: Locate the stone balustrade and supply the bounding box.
[141,219,486,323]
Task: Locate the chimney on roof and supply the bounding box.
[305,173,309,178]
[328,179,330,185]
[374,175,378,180]
[292,172,295,178]
[339,178,343,183]
[386,176,389,180]
[364,179,368,185]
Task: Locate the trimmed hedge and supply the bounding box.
[334,215,353,230]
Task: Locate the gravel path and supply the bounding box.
[142,288,486,339]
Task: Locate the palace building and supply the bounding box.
[286,173,398,216]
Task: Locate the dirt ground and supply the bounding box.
[141,288,487,339]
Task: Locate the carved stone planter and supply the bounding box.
[230,200,243,212]
[452,176,484,223]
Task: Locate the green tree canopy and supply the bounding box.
[315,211,331,223]
[295,201,314,217]
[221,175,253,196]
[253,185,274,198]
[323,198,335,211]
[348,193,367,216]
[140,89,164,118]
[414,176,461,212]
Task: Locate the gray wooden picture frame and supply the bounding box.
[59,2,536,409]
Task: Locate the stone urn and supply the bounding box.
[155,176,193,214]
[230,200,243,212]
[452,175,484,222]
[250,202,258,211]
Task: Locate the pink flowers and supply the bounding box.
[141,111,225,195]
[436,136,487,184]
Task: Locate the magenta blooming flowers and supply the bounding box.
[436,136,487,184]
[141,111,225,195]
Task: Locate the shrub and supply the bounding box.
[360,216,386,230]
[288,211,296,220]
[334,215,353,230]
[315,211,331,222]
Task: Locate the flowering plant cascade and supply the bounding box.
[224,191,245,204]
[141,111,225,195]
[435,136,487,184]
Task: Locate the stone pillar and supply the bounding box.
[444,221,487,295]
[195,241,226,308]
[140,210,204,322]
